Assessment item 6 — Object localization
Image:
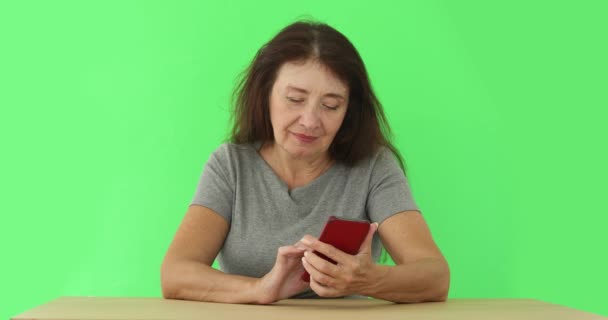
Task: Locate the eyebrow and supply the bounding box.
[286,85,346,100]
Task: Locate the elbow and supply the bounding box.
[406,257,450,303]
[430,284,449,302]
[160,260,179,300]
[429,258,451,302]
[390,258,450,304]
[407,283,448,304]
[161,281,177,300]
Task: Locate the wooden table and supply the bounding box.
[12,296,606,320]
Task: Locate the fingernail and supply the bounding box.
[300,237,312,245]
[304,251,309,257]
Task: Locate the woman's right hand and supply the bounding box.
[255,243,311,304]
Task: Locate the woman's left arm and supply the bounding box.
[301,211,450,303]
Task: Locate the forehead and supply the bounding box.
[273,60,348,95]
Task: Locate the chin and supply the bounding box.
[288,143,329,160]
[286,146,314,158]
[277,140,310,157]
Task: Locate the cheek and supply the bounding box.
[270,105,296,133]
[326,113,347,135]
[269,97,286,126]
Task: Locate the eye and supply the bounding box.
[286,96,304,103]
[323,104,339,111]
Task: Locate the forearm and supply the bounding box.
[363,257,450,303]
[161,259,260,304]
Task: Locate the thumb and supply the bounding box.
[358,222,378,255]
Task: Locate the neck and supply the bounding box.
[262,142,333,190]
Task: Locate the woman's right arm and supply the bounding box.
[160,204,262,304]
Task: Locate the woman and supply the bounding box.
[161,20,450,304]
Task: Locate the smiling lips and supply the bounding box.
[292,132,318,143]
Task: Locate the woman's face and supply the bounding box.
[268,60,349,160]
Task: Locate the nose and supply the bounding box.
[298,104,321,130]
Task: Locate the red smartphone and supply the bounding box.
[301,216,371,282]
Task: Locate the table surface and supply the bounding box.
[12,296,606,320]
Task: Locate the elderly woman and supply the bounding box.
[161,20,450,304]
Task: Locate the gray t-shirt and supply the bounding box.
[190,142,421,298]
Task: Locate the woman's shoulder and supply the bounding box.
[348,144,396,169]
[208,142,259,167]
[212,141,255,154]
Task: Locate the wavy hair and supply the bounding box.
[229,20,406,171]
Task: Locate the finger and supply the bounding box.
[294,240,313,251]
[358,222,378,255]
[276,246,306,263]
[308,273,340,298]
[303,251,340,277]
[301,235,349,263]
[281,245,307,255]
[301,256,334,287]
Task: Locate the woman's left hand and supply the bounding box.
[300,222,382,297]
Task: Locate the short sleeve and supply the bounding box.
[366,147,421,225]
[190,144,235,223]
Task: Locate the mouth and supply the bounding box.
[292,132,318,143]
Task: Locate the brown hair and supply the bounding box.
[229,20,407,171]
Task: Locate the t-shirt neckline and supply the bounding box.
[251,141,338,197]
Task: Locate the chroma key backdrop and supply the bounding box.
[1,0,607,318]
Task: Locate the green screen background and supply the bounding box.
[2,0,607,317]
